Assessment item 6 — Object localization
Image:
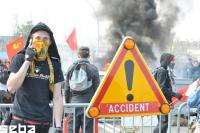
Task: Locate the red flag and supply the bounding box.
[172,79,200,105]
[6,37,24,61]
[66,28,78,51]
[171,86,188,105]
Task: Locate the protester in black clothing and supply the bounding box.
[65,46,100,133]
[153,53,182,133]
[190,60,200,81]
[0,60,12,125]
[0,65,12,103]
[7,22,64,133]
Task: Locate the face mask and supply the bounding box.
[168,62,175,69]
[32,39,49,61]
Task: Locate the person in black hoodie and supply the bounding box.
[7,22,64,133]
[153,53,182,133]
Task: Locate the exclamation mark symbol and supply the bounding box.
[125,60,134,101]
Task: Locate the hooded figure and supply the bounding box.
[23,22,60,61]
[160,53,174,69]
[7,22,64,133]
[19,22,62,93]
[154,53,181,102]
[153,53,182,133]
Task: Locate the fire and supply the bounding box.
[102,62,110,72]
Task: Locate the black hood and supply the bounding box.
[160,53,174,68]
[21,22,60,61]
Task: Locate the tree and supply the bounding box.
[13,21,34,41]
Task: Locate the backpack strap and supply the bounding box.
[153,66,165,80]
[69,62,91,81]
[80,62,92,81]
[69,63,79,79]
[157,66,165,71]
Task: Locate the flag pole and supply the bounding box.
[85,0,100,56]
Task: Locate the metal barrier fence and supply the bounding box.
[62,103,97,133]
[0,103,195,133]
[176,102,191,133]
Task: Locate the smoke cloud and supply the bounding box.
[99,0,179,65]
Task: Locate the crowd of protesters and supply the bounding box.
[183,57,200,81]
[0,23,199,133]
[0,22,100,133]
[0,59,11,103]
[0,59,12,125]
[189,60,200,81]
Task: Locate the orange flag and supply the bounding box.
[6,37,24,61]
[66,28,78,51]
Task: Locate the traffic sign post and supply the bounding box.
[86,37,169,118]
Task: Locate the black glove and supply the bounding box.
[175,93,182,100]
[25,47,36,62]
[54,127,63,133]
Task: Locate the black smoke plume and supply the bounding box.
[99,0,179,66]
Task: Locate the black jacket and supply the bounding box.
[155,53,179,103]
[65,59,100,103]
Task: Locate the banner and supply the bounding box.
[6,37,24,61]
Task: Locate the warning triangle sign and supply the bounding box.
[86,37,169,118]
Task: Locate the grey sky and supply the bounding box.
[0,0,199,44]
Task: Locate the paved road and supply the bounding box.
[98,125,191,133]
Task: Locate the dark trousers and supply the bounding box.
[10,119,50,133]
[68,108,93,133]
[153,114,168,133]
